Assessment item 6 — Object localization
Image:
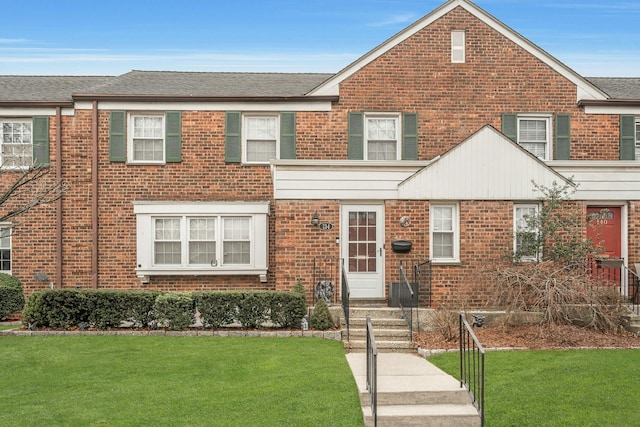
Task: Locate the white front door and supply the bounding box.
[341,204,384,299]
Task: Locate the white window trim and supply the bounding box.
[517,114,551,160]
[0,118,33,170]
[0,224,11,275]
[514,203,540,262]
[242,113,280,165]
[430,203,460,264]
[451,30,465,63]
[133,201,269,276]
[127,112,165,165]
[364,112,401,160]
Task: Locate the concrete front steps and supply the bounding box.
[347,352,481,427]
[623,310,640,333]
[342,305,416,353]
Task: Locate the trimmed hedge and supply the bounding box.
[22,288,307,331]
[0,273,24,319]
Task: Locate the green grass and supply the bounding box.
[429,349,640,427]
[0,336,363,427]
[0,324,18,331]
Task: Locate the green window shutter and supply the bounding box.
[348,112,364,160]
[402,113,418,160]
[280,112,296,159]
[554,114,571,160]
[501,114,517,142]
[109,111,126,162]
[225,112,241,163]
[165,111,182,163]
[620,115,636,160]
[32,116,50,168]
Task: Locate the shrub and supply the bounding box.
[86,291,127,329]
[0,273,24,319]
[194,292,238,329]
[21,290,89,329]
[154,292,195,331]
[236,292,270,328]
[125,290,162,327]
[311,298,334,330]
[270,291,306,328]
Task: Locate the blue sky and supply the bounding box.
[0,0,638,77]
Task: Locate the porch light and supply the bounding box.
[311,211,320,226]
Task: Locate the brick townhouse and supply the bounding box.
[1,0,639,307]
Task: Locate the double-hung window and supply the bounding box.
[0,226,10,273]
[1,119,33,168]
[366,114,400,160]
[129,114,165,163]
[134,202,269,277]
[514,204,540,261]
[451,30,465,63]
[430,204,459,263]
[517,115,550,160]
[244,115,278,163]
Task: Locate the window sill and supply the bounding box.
[127,161,166,166]
[136,267,268,276]
[430,259,461,266]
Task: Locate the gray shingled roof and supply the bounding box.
[586,78,640,100]
[81,71,334,97]
[0,76,114,102]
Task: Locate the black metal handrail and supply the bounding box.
[366,315,378,427]
[459,313,485,427]
[341,259,350,341]
[623,263,640,315]
[399,265,414,337]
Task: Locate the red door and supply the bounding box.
[587,207,622,285]
[587,207,621,258]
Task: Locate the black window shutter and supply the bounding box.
[225,112,241,163]
[109,111,126,162]
[280,112,296,159]
[402,113,418,160]
[348,112,364,160]
[554,114,571,160]
[501,114,517,142]
[165,111,182,163]
[620,115,636,160]
[32,116,50,168]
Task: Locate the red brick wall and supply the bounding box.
[10,5,638,306]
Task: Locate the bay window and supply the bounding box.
[134,202,269,277]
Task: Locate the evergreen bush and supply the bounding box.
[311,298,334,330]
[154,292,195,331]
[0,273,24,319]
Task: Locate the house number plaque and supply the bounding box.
[319,222,333,231]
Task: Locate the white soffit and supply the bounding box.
[308,0,607,102]
[398,126,573,200]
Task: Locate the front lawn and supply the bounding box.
[0,336,362,426]
[429,349,640,426]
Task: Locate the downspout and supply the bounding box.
[56,107,62,289]
[92,101,99,288]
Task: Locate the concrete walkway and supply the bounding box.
[346,352,481,426]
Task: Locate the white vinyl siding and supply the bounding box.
[365,114,400,160]
[244,115,278,163]
[451,30,465,63]
[0,119,32,168]
[518,116,550,160]
[129,114,165,163]
[430,204,459,263]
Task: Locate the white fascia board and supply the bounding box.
[584,105,640,115]
[309,0,607,102]
[0,107,75,116]
[133,201,270,215]
[74,101,331,112]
